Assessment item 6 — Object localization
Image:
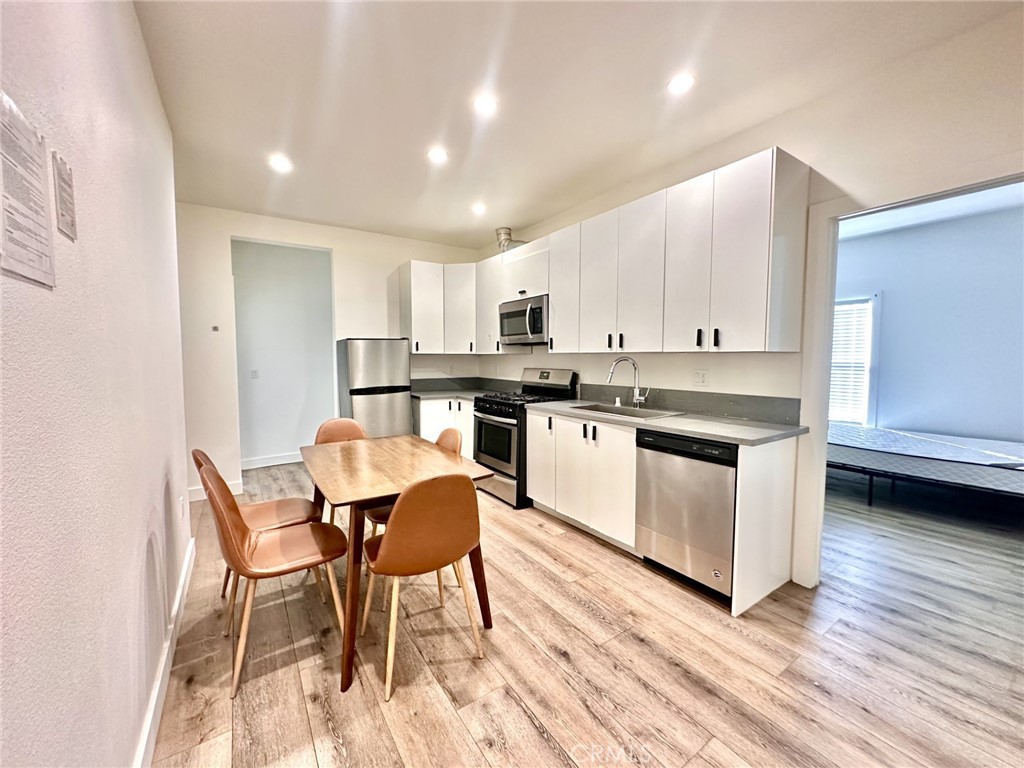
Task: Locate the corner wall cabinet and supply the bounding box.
[398,261,444,354]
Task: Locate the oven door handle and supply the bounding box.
[474,411,519,426]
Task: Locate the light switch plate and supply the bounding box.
[693,369,710,387]
[250,369,259,379]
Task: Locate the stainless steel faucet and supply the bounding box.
[607,356,649,408]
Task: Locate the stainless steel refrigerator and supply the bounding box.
[336,338,412,437]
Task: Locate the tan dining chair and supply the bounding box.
[200,464,349,698]
[364,428,464,606]
[313,418,368,524]
[191,449,329,611]
[359,473,483,701]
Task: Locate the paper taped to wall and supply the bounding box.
[52,151,77,242]
[1,91,56,287]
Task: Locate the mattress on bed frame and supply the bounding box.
[827,423,1024,496]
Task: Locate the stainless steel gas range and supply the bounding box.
[473,368,578,508]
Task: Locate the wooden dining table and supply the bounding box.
[300,434,496,692]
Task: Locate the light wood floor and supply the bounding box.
[153,465,1023,768]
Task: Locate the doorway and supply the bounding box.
[232,239,334,468]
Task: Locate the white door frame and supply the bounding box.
[791,174,1023,588]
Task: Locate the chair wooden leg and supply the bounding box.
[436,570,445,607]
[312,566,327,604]
[454,560,483,659]
[360,571,377,637]
[385,576,401,702]
[220,566,232,598]
[324,560,345,637]
[381,576,389,612]
[365,523,378,575]
[230,579,257,699]
[452,562,463,588]
[224,572,239,638]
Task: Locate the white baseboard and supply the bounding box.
[188,479,243,502]
[133,536,196,768]
[240,451,302,470]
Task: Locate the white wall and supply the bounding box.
[176,203,476,495]
[1,4,189,766]
[836,207,1024,442]
[232,240,335,467]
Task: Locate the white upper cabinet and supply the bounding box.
[663,172,714,352]
[501,237,549,303]
[709,148,809,352]
[616,190,666,353]
[443,263,476,354]
[399,261,444,354]
[547,223,581,354]
[578,210,619,353]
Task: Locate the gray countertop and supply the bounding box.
[525,400,808,446]
[412,390,492,401]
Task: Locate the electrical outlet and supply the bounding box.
[250,369,259,379]
[693,369,710,387]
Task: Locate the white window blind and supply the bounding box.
[829,298,874,424]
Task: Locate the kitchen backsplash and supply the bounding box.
[411,377,800,425]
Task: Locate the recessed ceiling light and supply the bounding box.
[471,201,487,216]
[427,146,449,165]
[268,152,293,173]
[667,73,696,95]
[473,94,498,117]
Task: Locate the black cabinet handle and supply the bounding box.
[592,424,598,440]
[696,328,703,348]
[618,333,624,349]
[549,338,553,351]
[607,333,612,350]
[448,400,452,411]
[457,401,461,411]
[496,341,500,352]
[713,328,720,348]
[470,341,473,352]
[415,341,419,352]
[583,423,588,440]
[548,416,552,430]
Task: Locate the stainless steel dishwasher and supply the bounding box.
[635,430,738,597]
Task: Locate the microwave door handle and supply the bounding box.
[525,303,533,339]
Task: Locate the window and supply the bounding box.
[829,297,876,424]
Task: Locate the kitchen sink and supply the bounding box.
[571,403,681,421]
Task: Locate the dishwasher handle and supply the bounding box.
[636,430,738,466]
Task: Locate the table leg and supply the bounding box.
[468,544,493,629]
[313,485,326,520]
[341,503,365,692]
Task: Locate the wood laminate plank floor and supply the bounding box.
[154,466,1023,767]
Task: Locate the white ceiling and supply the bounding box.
[135,1,1012,249]
[838,181,1024,240]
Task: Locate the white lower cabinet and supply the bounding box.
[526,412,556,509]
[415,397,475,459]
[546,414,636,547]
[587,421,637,547]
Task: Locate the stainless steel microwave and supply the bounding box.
[499,294,549,346]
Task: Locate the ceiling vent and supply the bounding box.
[495,227,527,252]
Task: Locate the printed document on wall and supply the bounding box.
[1,92,55,287]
